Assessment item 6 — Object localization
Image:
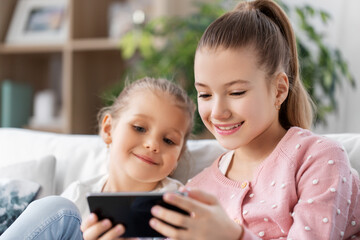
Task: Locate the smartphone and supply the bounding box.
[87,192,189,238]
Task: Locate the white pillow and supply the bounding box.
[325,133,360,175]
[0,155,56,199]
[172,139,227,184]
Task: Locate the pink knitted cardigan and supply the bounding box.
[187,127,360,239]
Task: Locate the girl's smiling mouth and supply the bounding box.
[213,122,244,135]
[133,153,159,165]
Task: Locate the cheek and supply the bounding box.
[246,93,275,120]
[197,101,211,121]
[164,148,182,167]
[174,145,184,160]
[233,96,265,120]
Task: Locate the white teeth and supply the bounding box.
[218,124,241,131]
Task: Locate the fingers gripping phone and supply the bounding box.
[87,192,189,238]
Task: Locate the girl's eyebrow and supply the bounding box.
[224,79,250,87]
[194,82,207,87]
[195,79,250,87]
[133,113,153,120]
[168,128,183,138]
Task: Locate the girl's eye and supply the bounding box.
[198,93,211,98]
[163,138,175,145]
[230,91,246,96]
[133,125,146,133]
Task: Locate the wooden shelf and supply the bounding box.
[23,125,64,134]
[0,0,127,134]
[0,0,184,134]
[0,43,63,54]
[71,38,120,51]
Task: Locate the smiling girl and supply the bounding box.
[149,1,360,239]
[1,77,195,240]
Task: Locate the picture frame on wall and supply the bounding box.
[5,0,68,45]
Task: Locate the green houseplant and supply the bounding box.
[103,0,355,134]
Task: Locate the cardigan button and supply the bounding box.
[234,218,241,225]
[241,182,247,188]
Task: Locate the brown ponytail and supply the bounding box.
[197,0,314,129]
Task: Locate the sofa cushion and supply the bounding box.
[0,155,56,198]
[0,128,107,195]
[326,133,360,176]
[0,178,40,235]
[172,139,226,183]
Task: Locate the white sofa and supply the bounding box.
[0,127,360,199]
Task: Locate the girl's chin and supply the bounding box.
[215,137,241,150]
[131,171,166,184]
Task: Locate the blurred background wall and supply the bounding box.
[1,0,359,134]
[287,0,360,134]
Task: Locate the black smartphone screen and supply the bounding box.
[87,192,189,238]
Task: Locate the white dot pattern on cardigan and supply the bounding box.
[186,127,360,239]
[289,133,353,237]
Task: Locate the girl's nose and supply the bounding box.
[144,139,160,153]
[211,98,231,120]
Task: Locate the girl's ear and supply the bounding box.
[274,72,289,106]
[101,114,113,145]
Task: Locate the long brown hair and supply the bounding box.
[197,0,314,129]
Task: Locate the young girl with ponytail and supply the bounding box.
[150,0,360,239]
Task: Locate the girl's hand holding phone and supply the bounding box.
[81,213,126,240]
[150,188,243,240]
